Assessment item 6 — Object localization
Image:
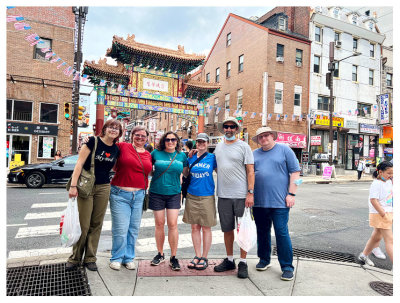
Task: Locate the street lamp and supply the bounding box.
[327,41,361,165]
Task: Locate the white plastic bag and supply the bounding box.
[236,208,257,252]
[60,198,81,247]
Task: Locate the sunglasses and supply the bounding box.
[165,138,177,143]
[223,124,237,129]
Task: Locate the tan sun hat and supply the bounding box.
[217,116,241,133]
[251,126,277,143]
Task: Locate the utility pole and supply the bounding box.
[328,42,335,165]
[71,6,88,154]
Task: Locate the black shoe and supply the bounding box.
[169,256,181,271]
[214,258,236,272]
[151,252,165,266]
[237,261,248,279]
[65,261,78,271]
[84,262,98,271]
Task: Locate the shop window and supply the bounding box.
[12,100,33,122]
[314,55,321,74]
[226,61,231,78]
[34,38,52,60]
[357,103,371,117]
[40,103,58,123]
[238,55,244,72]
[37,136,57,158]
[215,68,220,82]
[317,95,329,111]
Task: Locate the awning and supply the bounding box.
[311,124,350,133]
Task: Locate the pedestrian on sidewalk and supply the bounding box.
[357,157,366,180]
[251,126,301,281]
[182,133,217,270]
[66,119,121,272]
[108,126,152,271]
[149,131,189,271]
[358,161,393,266]
[212,117,255,279]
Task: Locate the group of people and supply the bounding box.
[64,116,392,281]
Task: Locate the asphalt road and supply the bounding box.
[6,181,392,270]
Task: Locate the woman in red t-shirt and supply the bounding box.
[108,126,152,270]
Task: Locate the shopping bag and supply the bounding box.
[60,198,81,247]
[236,208,257,252]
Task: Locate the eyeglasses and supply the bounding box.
[134,134,147,139]
[258,133,273,139]
[223,124,237,129]
[165,138,177,143]
[107,127,119,131]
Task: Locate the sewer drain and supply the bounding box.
[7,263,91,296]
[272,246,356,263]
[369,281,393,296]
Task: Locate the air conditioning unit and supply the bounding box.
[335,41,342,48]
[296,61,302,67]
[276,57,284,63]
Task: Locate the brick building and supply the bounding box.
[6,7,75,167]
[198,13,311,160]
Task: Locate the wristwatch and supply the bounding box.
[288,193,296,196]
[248,189,254,194]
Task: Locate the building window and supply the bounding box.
[334,32,341,42]
[352,15,358,25]
[333,62,339,78]
[294,92,301,106]
[215,67,220,82]
[275,89,283,104]
[226,32,231,47]
[34,38,52,60]
[205,115,209,125]
[206,73,210,83]
[352,65,358,82]
[40,103,58,124]
[238,55,244,72]
[317,95,329,111]
[386,73,392,87]
[315,26,322,42]
[276,44,284,58]
[214,98,219,123]
[333,7,340,19]
[237,89,243,110]
[370,43,375,57]
[8,100,33,122]
[296,49,303,65]
[353,38,358,51]
[314,55,321,73]
[226,61,231,78]
[357,103,371,117]
[225,93,230,110]
[369,70,374,85]
[278,17,286,30]
[37,136,57,158]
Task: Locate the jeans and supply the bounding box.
[253,207,294,272]
[109,185,145,263]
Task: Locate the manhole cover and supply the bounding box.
[369,281,393,296]
[302,208,337,216]
[7,263,91,296]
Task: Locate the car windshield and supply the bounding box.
[54,155,79,165]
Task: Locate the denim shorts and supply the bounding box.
[149,192,181,210]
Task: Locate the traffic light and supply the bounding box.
[64,103,71,119]
[78,106,84,120]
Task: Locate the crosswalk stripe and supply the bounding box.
[31,203,68,208]
[8,247,72,259]
[24,210,111,220]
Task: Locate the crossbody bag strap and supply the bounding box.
[90,136,98,174]
[152,151,178,182]
[188,152,208,172]
[134,146,147,186]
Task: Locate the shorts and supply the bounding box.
[183,193,217,227]
[369,213,393,229]
[149,192,181,211]
[217,197,245,232]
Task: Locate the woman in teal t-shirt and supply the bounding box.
[149,131,188,271]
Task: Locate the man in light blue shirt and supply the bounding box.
[252,126,300,281]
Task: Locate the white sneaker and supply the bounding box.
[372,247,387,260]
[123,261,136,270]
[109,262,121,270]
[358,253,375,267]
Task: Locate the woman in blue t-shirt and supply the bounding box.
[149,131,188,271]
[183,133,217,270]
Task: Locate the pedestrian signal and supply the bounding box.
[64,103,71,119]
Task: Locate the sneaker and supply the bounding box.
[151,252,165,266]
[237,261,248,279]
[109,262,121,270]
[281,270,294,281]
[84,262,98,271]
[123,261,136,270]
[169,256,181,271]
[214,258,236,272]
[256,260,272,271]
[358,253,375,266]
[65,261,78,271]
[372,247,387,260]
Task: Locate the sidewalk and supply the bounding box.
[301,171,372,184]
[7,252,392,296]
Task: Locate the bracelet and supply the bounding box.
[288,193,296,196]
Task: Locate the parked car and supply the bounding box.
[7,155,115,188]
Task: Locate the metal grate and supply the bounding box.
[369,281,393,296]
[272,246,357,263]
[7,263,91,296]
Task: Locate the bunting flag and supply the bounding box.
[284,114,288,121]
[50,56,61,63]
[30,39,43,46]
[226,109,230,113]
[348,110,352,115]
[130,87,136,94]
[24,33,39,43]
[363,107,368,115]
[40,47,51,53]
[14,22,31,30]
[291,114,295,121]
[56,61,66,69]
[117,84,122,92]
[276,114,280,121]
[234,109,240,116]
[355,109,359,115]
[373,105,378,111]
[268,113,272,120]
[81,74,88,83]
[100,79,106,86]
[250,112,256,119]
[45,51,55,59]
[63,66,72,76]
[7,15,24,22]
[307,114,311,121]
[298,114,302,121]
[73,73,80,81]
[215,107,221,115]
[259,113,263,117]
[7,6,16,9]
[243,111,248,117]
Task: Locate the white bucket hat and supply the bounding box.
[251,126,277,143]
[217,116,241,133]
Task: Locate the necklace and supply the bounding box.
[166,150,176,160]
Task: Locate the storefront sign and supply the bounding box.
[315,115,344,127]
[143,77,169,92]
[345,120,358,129]
[275,132,306,148]
[369,149,375,157]
[6,122,58,136]
[310,135,321,146]
[378,93,390,124]
[359,123,379,134]
[382,126,393,139]
[384,148,393,154]
[302,152,309,163]
[379,138,392,144]
[322,166,333,180]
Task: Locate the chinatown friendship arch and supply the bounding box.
[82,34,221,136]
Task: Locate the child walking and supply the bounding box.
[358,161,393,266]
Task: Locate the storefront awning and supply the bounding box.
[311,124,350,133]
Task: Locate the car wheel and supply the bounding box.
[25,171,45,188]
